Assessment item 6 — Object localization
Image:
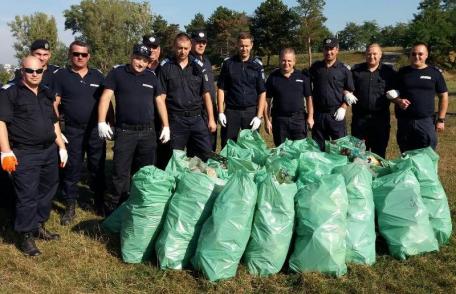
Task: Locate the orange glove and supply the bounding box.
[1,151,18,172]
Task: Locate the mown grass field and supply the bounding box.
[0,52,455,293]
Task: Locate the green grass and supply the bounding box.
[0,54,455,294]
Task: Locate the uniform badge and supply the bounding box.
[44,43,49,49]
[149,37,156,43]
[142,83,154,89]
[198,32,205,38]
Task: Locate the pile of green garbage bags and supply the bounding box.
[101,131,452,281]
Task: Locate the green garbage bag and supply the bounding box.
[227,155,259,175]
[101,202,127,233]
[325,135,366,160]
[165,150,190,179]
[237,129,270,165]
[155,172,225,269]
[192,170,258,281]
[397,149,452,245]
[121,166,176,263]
[297,151,348,186]
[244,173,297,276]
[220,139,253,160]
[372,160,439,260]
[265,154,299,183]
[276,138,320,159]
[289,174,348,277]
[333,163,376,265]
[207,159,230,180]
[403,147,439,174]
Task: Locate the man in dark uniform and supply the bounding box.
[263,47,314,147]
[0,56,67,256]
[351,43,397,158]
[53,40,106,224]
[98,43,160,214]
[309,37,356,150]
[143,34,161,72]
[217,32,266,147]
[156,33,216,161]
[392,42,448,152]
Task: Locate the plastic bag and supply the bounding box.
[325,135,366,160]
[101,202,127,233]
[165,150,190,180]
[297,151,348,186]
[236,129,270,165]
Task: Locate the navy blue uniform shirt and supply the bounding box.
[157,57,210,113]
[11,64,60,95]
[190,52,216,103]
[104,64,157,126]
[54,67,104,125]
[217,55,266,108]
[396,65,447,119]
[0,82,58,146]
[266,68,312,116]
[309,60,354,112]
[351,63,397,115]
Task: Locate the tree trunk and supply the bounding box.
[307,36,312,67]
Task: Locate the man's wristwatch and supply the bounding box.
[437,117,445,123]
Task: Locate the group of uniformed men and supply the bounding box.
[0,31,448,256]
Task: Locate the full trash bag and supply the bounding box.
[297,151,348,186]
[101,202,127,233]
[155,172,225,269]
[244,173,297,276]
[120,166,176,263]
[289,174,348,277]
[372,159,439,260]
[333,162,376,265]
[325,135,366,161]
[192,169,258,281]
[275,138,320,160]
[236,129,270,165]
[165,150,190,180]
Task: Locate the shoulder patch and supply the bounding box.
[191,57,204,68]
[1,83,14,90]
[160,58,169,67]
[113,64,124,69]
[146,68,156,76]
[53,68,61,74]
[431,66,443,73]
[343,63,351,70]
[95,68,103,74]
[253,56,263,67]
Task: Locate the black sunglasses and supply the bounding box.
[23,68,44,74]
[72,52,89,58]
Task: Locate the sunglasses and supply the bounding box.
[23,68,44,74]
[72,52,89,58]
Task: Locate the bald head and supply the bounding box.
[365,43,382,69]
[21,55,44,88]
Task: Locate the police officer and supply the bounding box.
[143,34,161,72]
[309,37,356,150]
[217,32,266,147]
[53,40,106,224]
[98,43,159,214]
[263,48,314,146]
[0,56,67,256]
[351,43,397,158]
[156,33,216,161]
[392,42,448,152]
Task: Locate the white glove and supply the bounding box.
[59,148,68,168]
[61,133,68,144]
[334,107,346,121]
[159,126,170,143]
[250,116,262,131]
[98,122,113,139]
[218,113,227,127]
[386,89,400,100]
[344,92,358,105]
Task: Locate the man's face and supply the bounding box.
[192,40,207,56]
[150,45,161,63]
[323,46,339,62]
[21,57,43,87]
[174,38,191,62]
[238,38,253,60]
[366,45,382,67]
[70,45,90,69]
[280,52,296,74]
[130,55,149,73]
[32,48,51,68]
[410,45,428,68]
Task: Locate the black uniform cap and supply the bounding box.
[132,43,151,59]
[31,39,50,51]
[323,37,339,48]
[191,30,207,42]
[143,35,160,47]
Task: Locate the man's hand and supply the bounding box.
[98,122,113,139]
[218,113,227,127]
[250,116,262,131]
[334,107,346,121]
[436,122,445,132]
[208,119,217,133]
[307,116,315,130]
[59,149,68,168]
[264,119,272,135]
[344,93,358,106]
[1,151,18,172]
[395,98,411,110]
[159,127,170,143]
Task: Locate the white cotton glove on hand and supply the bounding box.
[334,107,346,121]
[250,116,262,131]
[61,133,69,144]
[386,89,400,100]
[160,127,170,143]
[98,122,113,139]
[59,149,68,168]
[218,113,227,127]
[344,93,358,105]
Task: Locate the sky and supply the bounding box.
[0,0,421,65]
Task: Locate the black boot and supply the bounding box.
[34,223,60,241]
[19,232,41,257]
[60,201,76,225]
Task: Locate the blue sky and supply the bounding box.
[0,0,421,65]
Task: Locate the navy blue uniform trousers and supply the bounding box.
[351,113,390,158]
[272,113,308,147]
[312,111,346,151]
[221,107,257,148]
[397,116,437,153]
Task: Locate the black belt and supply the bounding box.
[273,111,305,117]
[226,105,256,111]
[117,123,154,131]
[169,110,201,117]
[65,120,91,129]
[11,142,54,150]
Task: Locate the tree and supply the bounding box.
[338,21,380,51]
[185,13,207,34]
[250,0,299,66]
[8,12,59,64]
[294,0,328,66]
[64,0,153,72]
[378,23,409,47]
[151,15,180,58]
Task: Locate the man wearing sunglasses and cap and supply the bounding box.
[0,56,67,256]
[143,34,161,72]
[53,40,106,223]
[98,43,161,215]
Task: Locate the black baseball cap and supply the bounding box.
[31,39,50,51]
[191,30,207,42]
[142,35,160,47]
[132,44,151,59]
[323,37,339,48]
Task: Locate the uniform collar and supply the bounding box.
[233,54,252,63]
[125,64,147,76]
[18,80,48,93]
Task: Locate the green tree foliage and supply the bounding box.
[250,0,299,66]
[378,23,410,47]
[185,13,207,34]
[151,15,180,58]
[338,21,380,51]
[64,0,153,72]
[8,12,59,64]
